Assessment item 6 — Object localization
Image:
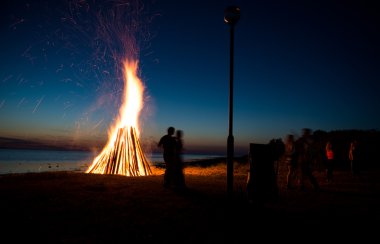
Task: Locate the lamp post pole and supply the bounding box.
[224,6,240,196]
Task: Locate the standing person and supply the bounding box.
[284,134,297,189]
[325,141,334,183]
[174,129,186,190]
[296,128,320,192]
[158,126,177,188]
[349,140,360,176]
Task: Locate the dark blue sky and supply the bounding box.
[1,0,379,155]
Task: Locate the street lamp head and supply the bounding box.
[224,5,240,25]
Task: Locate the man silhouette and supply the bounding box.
[158,126,177,188]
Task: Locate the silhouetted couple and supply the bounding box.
[158,126,186,190]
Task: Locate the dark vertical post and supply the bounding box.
[227,24,235,195]
[224,6,240,196]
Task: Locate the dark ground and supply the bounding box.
[1,158,379,243]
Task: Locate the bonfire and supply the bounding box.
[86,60,152,176]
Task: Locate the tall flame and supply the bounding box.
[86,59,152,176]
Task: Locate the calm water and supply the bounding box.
[0,149,223,174]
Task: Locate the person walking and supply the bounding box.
[349,140,360,176]
[284,134,297,189]
[296,128,320,192]
[158,126,177,188]
[325,141,334,183]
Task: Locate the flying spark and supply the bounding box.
[32,96,45,114]
[17,97,26,107]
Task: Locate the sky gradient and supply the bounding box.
[1,0,379,155]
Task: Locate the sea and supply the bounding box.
[0,148,223,174]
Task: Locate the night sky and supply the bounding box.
[1,0,379,155]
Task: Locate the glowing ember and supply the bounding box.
[86,59,152,176]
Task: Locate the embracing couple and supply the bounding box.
[158,126,186,190]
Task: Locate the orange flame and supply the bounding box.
[86,59,152,176]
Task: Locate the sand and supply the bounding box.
[1,157,379,243]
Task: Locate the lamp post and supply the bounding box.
[224,6,240,196]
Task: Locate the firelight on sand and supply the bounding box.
[86,59,152,176]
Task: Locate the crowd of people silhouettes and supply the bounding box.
[283,128,363,192]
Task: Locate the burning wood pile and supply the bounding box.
[86,126,152,176]
[86,59,152,176]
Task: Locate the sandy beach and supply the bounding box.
[1,157,379,243]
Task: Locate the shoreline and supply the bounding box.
[0,154,248,175]
[0,148,235,174]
